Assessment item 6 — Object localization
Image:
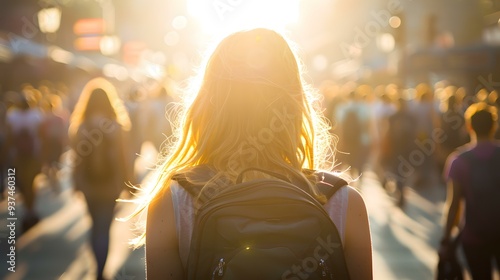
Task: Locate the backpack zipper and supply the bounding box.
[211,258,225,280]
[319,259,332,279]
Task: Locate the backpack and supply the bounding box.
[176,167,351,280]
[461,146,500,241]
[14,127,37,159]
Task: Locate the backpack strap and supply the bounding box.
[172,173,196,195]
[174,167,348,202]
[171,165,215,199]
[315,171,348,200]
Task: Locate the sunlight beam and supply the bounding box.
[187,0,300,38]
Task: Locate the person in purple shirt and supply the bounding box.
[440,101,500,279]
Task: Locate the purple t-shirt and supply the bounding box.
[445,141,500,244]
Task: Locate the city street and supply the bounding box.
[0,165,146,280]
[0,154,491,280]
[363,170,446,279]
[2,0,500,279]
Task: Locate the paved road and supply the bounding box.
[0,159,495,279]
[362,170,446,280]
[0,167,146,280]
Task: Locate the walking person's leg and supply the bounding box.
[86,196,116,280]
[462,242,493,280]
[17,159,41,231]
[493,242,500,278]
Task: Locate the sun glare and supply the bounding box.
[187,0,300,38]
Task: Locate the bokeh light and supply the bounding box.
[164,31,180,46]
[172,15,188,30]
[377,33,395,53]
[389,16,401,29]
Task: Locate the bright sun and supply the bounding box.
[187,0,300,37]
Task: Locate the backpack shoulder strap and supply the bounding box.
[315,171,348,200]
[174,167,348,202]
[171,173,200,197]
[171,165,215,198]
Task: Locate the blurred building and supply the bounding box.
[1,0,500,93]
[311,0,488,89]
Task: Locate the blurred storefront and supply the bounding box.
[1,0,500,93]
[401,0,500,93]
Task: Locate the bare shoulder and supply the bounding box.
[146,185,184,279]
[147,185,172,216]
[345,185,366,204]
[342,185,372,279]
[344,186,369,218]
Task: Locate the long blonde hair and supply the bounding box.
[69,77,131,137]
[130,28,337,247]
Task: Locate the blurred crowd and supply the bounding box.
[0,77,179,279]
[0,78,176,229]
[1,74,500,278]
[3,75,499,218]
[321,80,500,205]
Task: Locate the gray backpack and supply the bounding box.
[175,168,351,280]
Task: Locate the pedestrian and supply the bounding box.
[124,87,146,185]
[380,97,417,207]
[440,102,500,279]
[40,93,68,193]
[436,92,468,176]
[130,28,372,279]
[6,90,44,231]
[69,77,131,280]
[335,87,374,179]
[143,84,174,154]
[409,83,440,187]
[0,100,9,200]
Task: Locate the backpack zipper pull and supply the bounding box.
[319,259,330,279]
[211,258,225,279]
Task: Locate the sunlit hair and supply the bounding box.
[464,102,498,138]
[129,28,337,247]
[69,77,131,137]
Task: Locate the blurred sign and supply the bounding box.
[73,18,105,52]
[74,36,102,51]
[73,18,105,36]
